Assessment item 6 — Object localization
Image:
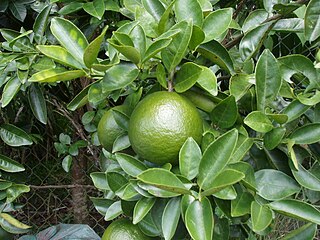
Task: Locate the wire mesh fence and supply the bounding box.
[12,127,108,238]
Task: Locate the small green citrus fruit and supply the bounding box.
[128,91,203,165]
[101,218,151,240]
[97,105,129,152]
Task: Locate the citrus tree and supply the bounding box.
[1,0,320,239]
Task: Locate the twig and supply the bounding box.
[223,0,310,50]
[50,98,98,160]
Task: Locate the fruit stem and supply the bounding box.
[168,70,175,92]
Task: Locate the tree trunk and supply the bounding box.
[71,152,89,223]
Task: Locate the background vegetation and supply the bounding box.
[0,0,319,239]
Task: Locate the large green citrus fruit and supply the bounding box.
[97,105,129,152]
[101,218,151,240]
[128,91,203,165]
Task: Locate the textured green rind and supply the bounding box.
[102,218,151,240]
[128,91,203,165]
[97,105,129,152]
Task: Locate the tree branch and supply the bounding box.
[223,0,310,49]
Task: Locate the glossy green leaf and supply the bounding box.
[198,129,238,190]
[185,197,213,240]
[197,40,235,74]
[90,172,109,190]
[175,62,203,93]
[6,184,30,203]
[239,22,273,61]
[264,127,286,150]
[197,66,217,96]
[116,182,141,201]
[138,210,162,237]
[156,63,167,89]
[297,90,320,106]
[292,163,320,191]
[202,8,233,43]
[210,95,237,129]
[88,82,107,105]
[158,0,175,34]
[33,5,51,44]
[0,180,12,191]
[133,197,156,224]
[9,1,26,22]
[135,6,158,38]
[115,153,147,177]
[255,169,300,201]
[287,140,299,170]
[107,172,128,193]
[104,200,123,221]
[162,197,181,240]
[280,223,317,240]
[32,57,56,72]
[213,186,237,200]
[28,83,47,124]
[130,24,146,59]
[0,216,30,234]
[161,20,192,72]
[189,25,205,50]
[50,17,89,65]
[289,123,320,144]
[242,9,269,33]
[83,0,105,20]
[0,124,32,147]
[0,213,31,234]
[251,201,273,233]
[278,54,319,91]
[102,63,139,91]
[229,73,254,101]
[112,134,130,153]
[180,194,195,221]
[231,192,254,217]
[273,2,303,14]
[273,18,304,32]
[266,113,288,124]
[179,137,202,180]
[244,111,273,133]
[281,99,310,122]
[83,26,108,68]
[137,168,190,194]
[229,135,254,164]
[108,39,141,64]
[175,0,203,27]
[269,199,320,224]
[255,49,281,111]
[58,2,84,15]
[90,197,114,215]
[202,169,244,196]
[62,155,72,173]
[229,161,257,190]
[142,0,165,22]
[1,76,21,108]
[29,69,85,83]
[305,0,320,42]
[138,182,180,198]
[67,83,92,111]
[0,154,24,172]
[142,38,172,63]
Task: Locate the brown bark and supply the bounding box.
[71,151,89,223]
